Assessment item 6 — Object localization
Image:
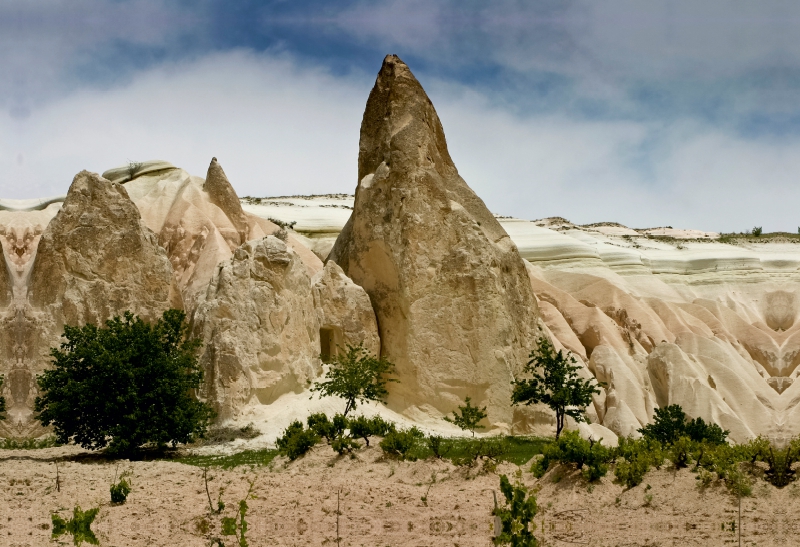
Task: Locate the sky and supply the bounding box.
[2,1,799,232]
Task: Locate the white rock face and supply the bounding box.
[191,236,321,420]
[328,55,539,428]
[312,260,380,357]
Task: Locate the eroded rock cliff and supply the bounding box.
[329,55,539,427]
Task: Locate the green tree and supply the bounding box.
[638,404,729,446]
[511,338,601,439]
[444,396,488,437]
[310,344,397,416]
[35,309,214,456]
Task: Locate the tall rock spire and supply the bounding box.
[204,157,249,245]
[329,55,539,427]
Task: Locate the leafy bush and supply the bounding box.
[306,413,348,444]
[745,436,800,487]
[531,430,611,482]
[310,344,397,416]
[110,477,131,504]
[426,435,453,459]
[380,427,424,460]
[35,310,214,456]
[276,421,318,460]
[613,436,664,488]
[452,438,508,472]
[444,396,487,437]
[639,405,728,446]
[752,226,763,237]
[492,474,538,546]
[348,415,394,447]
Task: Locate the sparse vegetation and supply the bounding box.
[35,309,214,456]
[752,226,763,237]
[511,338,603,439]
[444,396,488,437]
[275,420,319,460]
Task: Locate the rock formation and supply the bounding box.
[191,236,321,420]
[312,260,380,358]
[328,55,539,427]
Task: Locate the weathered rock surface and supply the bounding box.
[28,170,182,324]
[191,236,321,420]
[312,260,380,357]
[329,55,539,426]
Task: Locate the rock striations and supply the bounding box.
[329,55,539,427]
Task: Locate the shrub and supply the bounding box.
[380,427,424,460]
[443,396,487,437]
[276,421,318,460]
[35,310,214,456]
[348,415,394,447]
[110,477,131,504]
[310,344,397,416]
[307,413,348,444]
[492,474,538,546]
[512,338,603,439]
[52,506,99,546]
[426,435,452,459]
[613,436,664,488]
[530,431,610,482]
[669,436,695,469]
[752,226,762,237]
[639,404,728,446]
[452,438,508,472]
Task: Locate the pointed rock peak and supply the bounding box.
[358,54,456,184]
[203,157,248,242]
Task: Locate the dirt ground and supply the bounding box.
[0,443,797,546]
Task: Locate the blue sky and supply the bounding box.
[2,0,799,231]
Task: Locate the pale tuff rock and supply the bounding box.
[312,260,380,357]
[204,157,250,246]
[329,55,539,426]
[122,159,322,312]
[192,236,321,420]
[101,159,177,184]
[28,171,182,324]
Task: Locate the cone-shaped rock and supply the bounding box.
[29,170,182,325]
[204,157,249,244]
[329,55,539,426]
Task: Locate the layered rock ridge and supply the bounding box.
[329,55,539,427]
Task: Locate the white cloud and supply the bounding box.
[1,50,797,233]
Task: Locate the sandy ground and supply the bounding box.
[0,443,797,546]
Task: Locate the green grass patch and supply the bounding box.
[173,449,279,469]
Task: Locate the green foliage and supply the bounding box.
[426,435,452,459]
[613,436,664,488]
[451,438,508,472]
[745,436,800,487]
[752,226,763,237]
[511,338,602,439]
[175,449,278,469]
[221,500,249,547]
[275,421,318,460]
[306,413,347,444]
[310,344,397,416]
[0,436,60,449]
[669,436,694,469]
[379,427,424,460]
[110,477,131,504]
[638,404,728,446]
[493,474,538,547]
[348,415,394,447]
[35,310,214,456]
[52,506,99,546]
[530,430,610,482]
[443,396,488,437]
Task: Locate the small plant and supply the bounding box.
[380,427,424,460]
[752,226,762,237]
[110,472,132,504]
[531,431,610,482]
[310,344,397,416]
[275,420,318,460]
[52,506,99,545]
[444,396,488,437]
[492,474,538,546]
[512,338,603,439]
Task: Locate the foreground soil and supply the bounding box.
[0,444,796,546]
